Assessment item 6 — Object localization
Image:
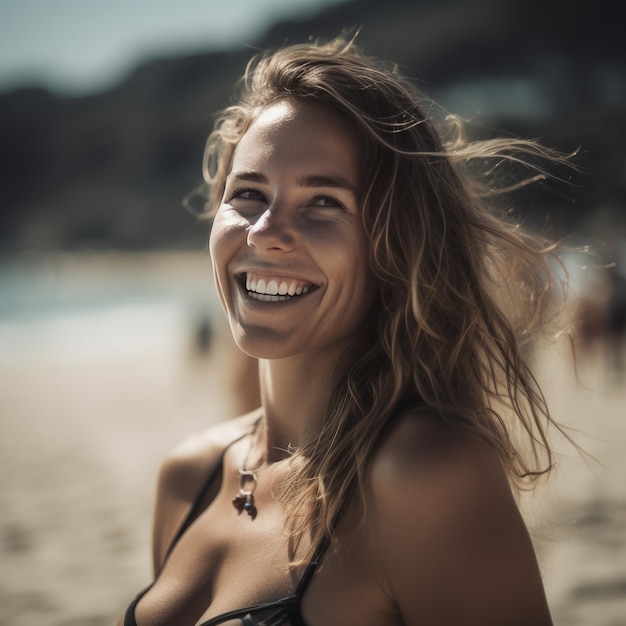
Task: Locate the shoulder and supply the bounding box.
[368,409,552,626]
[152,410,261,574]
[157,411,260,500]
[371,408,510,511]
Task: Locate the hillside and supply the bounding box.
[1,0,624,252]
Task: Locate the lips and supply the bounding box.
[242,272,316,302]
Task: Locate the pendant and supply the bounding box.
[232,491,257,518]
[233,468,258,519]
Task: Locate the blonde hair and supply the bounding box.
[202,34,573,561]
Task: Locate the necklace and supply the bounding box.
[232,422,262,519]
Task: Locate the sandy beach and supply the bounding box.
[0,252,624,625]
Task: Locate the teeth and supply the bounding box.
[244,273,313,299]
[250,293,289,302]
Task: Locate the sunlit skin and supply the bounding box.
[209,99,376,365]
[118,98,553,626]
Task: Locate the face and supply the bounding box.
[209,99,376,361]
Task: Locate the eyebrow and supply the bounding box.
[228,171,358,195]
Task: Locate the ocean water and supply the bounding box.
[0,253,221,367]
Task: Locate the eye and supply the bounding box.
[228,188,267,203]
[308,195,344,210]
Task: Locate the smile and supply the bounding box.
[243,272,316,302]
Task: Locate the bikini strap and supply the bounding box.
[292,399,422,605]
[164,424,257,562]
[294,534,331,599]
[293,400,424,604]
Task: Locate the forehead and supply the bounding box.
[230,99,361,180]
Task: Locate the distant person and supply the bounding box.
[190,310,260,415]
[120,33,574,625]
[606,259,626,372]
[572,238,626,374]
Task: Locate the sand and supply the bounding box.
[0,252,624,625]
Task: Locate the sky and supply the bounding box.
[0,0,346,95]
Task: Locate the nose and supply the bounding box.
[246,205,296,253]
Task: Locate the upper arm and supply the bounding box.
[370,413,553,626]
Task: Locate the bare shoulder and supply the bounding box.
[157,410,261,501]
[152,409,261,574]
[370,409,515,548]
[371,409,511,509]
[369,409,553,626]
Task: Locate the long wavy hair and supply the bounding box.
[201,34,573,561]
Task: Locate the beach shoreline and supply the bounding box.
[1,252,624,625]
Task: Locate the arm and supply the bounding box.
[370,412,553,626]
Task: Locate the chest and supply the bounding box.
[133,487,397,626]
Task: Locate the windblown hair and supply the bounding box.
[202,34,573,561]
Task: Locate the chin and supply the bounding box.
[230,327,295,360]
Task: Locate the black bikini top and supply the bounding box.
[124,431,328,626]
[125,397,424,625]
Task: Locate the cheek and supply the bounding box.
[209,210,247,308]
[337,233,377,312]
[208,222,223,269]
[209,209,247,266]
[353,234,378,312]
[354,264,377,315]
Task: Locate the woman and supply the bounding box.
[121,34,571,625]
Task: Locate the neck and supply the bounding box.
[256,350,344,461]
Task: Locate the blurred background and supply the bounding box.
[0,0,625,624]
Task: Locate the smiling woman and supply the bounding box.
[118,33,576,626]
[211,99,374,361]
